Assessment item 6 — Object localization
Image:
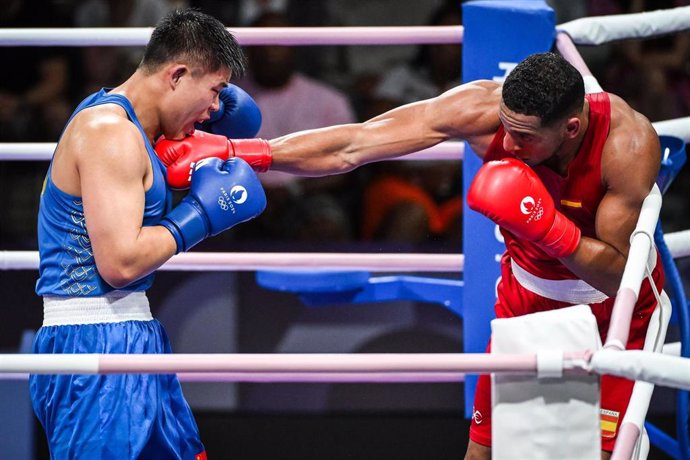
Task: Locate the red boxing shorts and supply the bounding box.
[469,255,661,452]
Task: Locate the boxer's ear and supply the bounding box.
[168,65,189,89]
[564,117,580,139]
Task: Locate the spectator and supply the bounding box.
[236,11,357,243]
[327,0,449,77]
[238,12,356,139]
[373,2,462,112]
[0,0,76,141]
[359,2,463,247]
[0,0,78,249]
[360,161,462,247]
[601,0,690,122]
[74,0,172,95]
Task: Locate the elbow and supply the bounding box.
[607,275,624,299]
[103,276,133,290]
[336,149,362,174]
[99,269,137,290]
[97,259,143,289]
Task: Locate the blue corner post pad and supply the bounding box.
[656,135,686,195]
[462,0,555,420]
[256,270,463,317]
[256,270,372,293]
[256,270,371,305]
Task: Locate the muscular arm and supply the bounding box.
[268,80,502,176]
[76,116,177,288]
[560,103,660,296]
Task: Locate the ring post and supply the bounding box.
[461,0,555,419]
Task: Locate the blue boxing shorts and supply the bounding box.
[30,292,206,460]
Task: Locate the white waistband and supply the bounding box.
[42,291,153,326]
[510,259,610,304]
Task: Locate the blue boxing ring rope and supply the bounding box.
[650,134,689,460]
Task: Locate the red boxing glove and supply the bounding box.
[155,130,272,190]
[467,158,581,258]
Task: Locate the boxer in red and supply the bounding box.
[160,52,663,458]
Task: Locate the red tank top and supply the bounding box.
[484,93,610,280]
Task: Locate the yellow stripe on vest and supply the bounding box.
[560,199,582,208]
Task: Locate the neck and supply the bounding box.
[110,69,162,143]
[546,99,590,176]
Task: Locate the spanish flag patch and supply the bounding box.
[600,409,620,438]
[560,199,583,208]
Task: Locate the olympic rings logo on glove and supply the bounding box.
[520,195,544,223]
[217,196,230,211]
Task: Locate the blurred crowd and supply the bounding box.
[0,0,689,252]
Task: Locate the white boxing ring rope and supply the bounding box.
[0,26,463,47]
[0,251,463,272]
[0,140,465,161]
[0,371,469,384]
[1,8,690,460]
[0,5,684,48]
[2,350,690,391]
[558,6,690,46]
[605,185,662,351]
[0,229,685,270]
[2,234,689,271]
[666,230,690,259]
[0,352,536,374]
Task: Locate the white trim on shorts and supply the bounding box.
[510,258,610,304]
[42,291,153,326]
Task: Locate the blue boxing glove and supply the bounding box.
[195,84,262,139]
[160,157,267,253]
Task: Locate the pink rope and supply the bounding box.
[0,371,466,383]
[0,251,463,272]
[97,353,536,374]
[0,26,463,47]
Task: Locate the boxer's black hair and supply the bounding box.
[502,52,584,126]
[140,8,246,78]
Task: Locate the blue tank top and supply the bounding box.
[36,89,171,296]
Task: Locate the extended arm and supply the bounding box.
[268,80,502,176]
[155,81,502,189]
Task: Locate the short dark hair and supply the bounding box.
[140,8,246,78]
[502,52,584,126]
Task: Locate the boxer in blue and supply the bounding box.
[31,9,265,459]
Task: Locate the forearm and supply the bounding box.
[269,113,446,176]
[560,236,627,297]
[269,124,362,176]
[95,226,177,289]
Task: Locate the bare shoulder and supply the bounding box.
[430,80,501,123]
[603,93,660,196]
[428,79,502,141]
[435,79,502,104]
[53,104,149,194]
[66,105,144,164]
